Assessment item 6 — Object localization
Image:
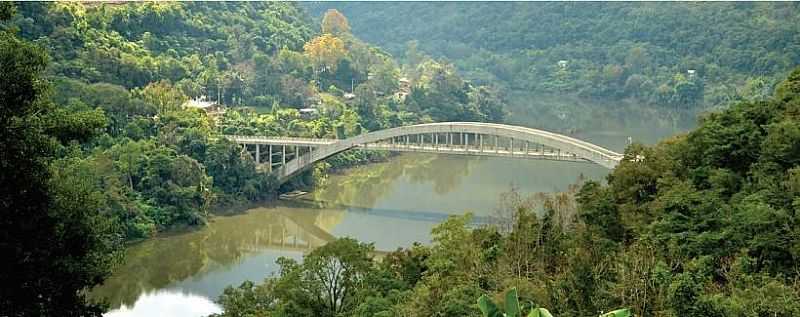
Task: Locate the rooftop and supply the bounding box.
[183,99,219,109]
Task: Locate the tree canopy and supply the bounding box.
[307,2,800,109]
[0,6,120,315]
[214,67,800,317]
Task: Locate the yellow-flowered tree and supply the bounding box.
[303,34,347,77]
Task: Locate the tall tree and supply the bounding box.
[321,9,351,35]
[304,34,347,74]
[138,80,188,115]
[0,5,120,316]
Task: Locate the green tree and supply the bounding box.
[0,10,120,315]
[138,80,188,114]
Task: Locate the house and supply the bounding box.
[558,60,568,68]
[394,77,412,102]
[343,92,356,100]
[398,77,411,92]
[299,108,319,119]
[183,97,225,117]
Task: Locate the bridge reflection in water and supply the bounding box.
[91,206,337,308]
[90,197,483,308]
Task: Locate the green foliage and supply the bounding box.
[479,289,630,317]
[308,2,800,109]
[213,238,381,317]
[599,309,631,317]
[15,2,800,316]
[6,1,508,243]
[0,13,121,315]
[594,67,800,315]
[215,68,800,317]
[6,3,507,245]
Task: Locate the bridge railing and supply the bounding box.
[223,135,336,145]
[225,122,625,183]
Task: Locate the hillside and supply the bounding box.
[307,2,800,109]
[212,68,800,316]
[4,2,800,316]
[2,2,503,241]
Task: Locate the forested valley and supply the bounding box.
[309,2,800,110]
[1,2,800,317]
[213,69,800,316]
[2,2,503,243]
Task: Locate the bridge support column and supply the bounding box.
[282,146,286,165]
[255,144,260,164]
[465,133,469,151]
[479,134,483,152]
[435,134,438,149]
[525,141,529,155]
[268,145,272,172]
[494,135,499,153]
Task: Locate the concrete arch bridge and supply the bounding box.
[224,122,624,184]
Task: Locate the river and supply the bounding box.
[91,101,696,316]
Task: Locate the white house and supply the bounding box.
[183,97,225,116]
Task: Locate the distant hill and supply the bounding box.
[306,2,800,109]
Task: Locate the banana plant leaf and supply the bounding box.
[478,294,502,317]
[505,288,522,317]
[600,308,631,317]
[528,307,554,317]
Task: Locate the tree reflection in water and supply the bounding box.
[91,207,344,308]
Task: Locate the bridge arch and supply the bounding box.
[226,122,624,184]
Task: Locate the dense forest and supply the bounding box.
[307,2,800,110]
[213,67,800,317]
[1,2,504,241]
[3,1,800,316]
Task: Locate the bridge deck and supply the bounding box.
[224,135,336,147]
[357,143,590,162]
[225,122,624,183]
